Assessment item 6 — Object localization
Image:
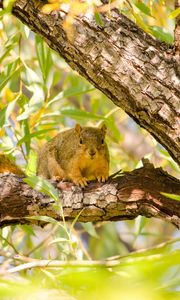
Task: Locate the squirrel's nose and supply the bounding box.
[89,149,96,157]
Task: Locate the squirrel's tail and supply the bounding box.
[0,154,24,175]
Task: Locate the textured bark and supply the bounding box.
[0,160,180,228]
[11,0,180,165]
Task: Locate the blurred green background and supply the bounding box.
[0,1,180,299]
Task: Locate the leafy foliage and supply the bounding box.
[0,1,179,299]
[38,0,176,43]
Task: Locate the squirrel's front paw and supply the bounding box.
[97,174,108,183]
[73,177,88,187]
[51,176,62,182]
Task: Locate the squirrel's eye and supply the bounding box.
[101,139,104,144]
[80,138,83,144]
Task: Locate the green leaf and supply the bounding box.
[21,119,31,155]
[0,95,20,127]
[106,115,122,141]
[134,216,147,237]
[161,192,180,201]
[69,208,85,234]
[94,12,104,27]
[47,86,95,107]
[117,238,180,259]
[41,112,61,119]
[16,93,29,109]
[17,94,44,121]
[2,0,15,12]
[169,7,180,19]
[82,223,99,238]
[41,269,56,280]
[35,35,52,85]
[24,64,41,85]
[134,2,152,17]
[25,215,59,224]
[16,105,38,121]
[20,23,31,39]
[0,34,19,64]
[0,62,22,91]
[60,107,105,121]
[24,175,59,202]
[35,35,46,82]
[25,215,67,232]
[0,46,13,65]
[25,150,38,176]
[17,128,55,146]
[48,238,70,245]
[150,26,174,44]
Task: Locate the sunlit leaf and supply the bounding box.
[134,216,147,237]
[20,24,31,39]
[21,119,31,155]
[24,175,59,201]
[0,44,15,64]
[2,0,15,12]
[161,192,180,201]
[35,35,52,85]
[82,223,99,238]
[169,7,180,19]
[0,62,22,91]
[48,237,70,245]
[25,150,38,176]
[150,26,174,43]
[24,64,41,85]
[25,215,59,223]
[94,11,104,27]
[17,128,55,146]
[17,105,40,121]
[47,86,95,107]
[0,95,20,127]
[134,2,152,17]
[60,107,105,121]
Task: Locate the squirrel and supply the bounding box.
[37,124,109,187]
[0,154,25,175]
[0,124,109,187]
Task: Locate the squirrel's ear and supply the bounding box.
[75,124,82,135]
[100,124,107,135]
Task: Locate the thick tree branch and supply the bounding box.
[0,161,180,228]
[10,0,180,164]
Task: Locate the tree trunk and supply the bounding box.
[0,160,180,228]
[11,0,180,164]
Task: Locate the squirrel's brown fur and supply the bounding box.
[37,124,109,187]
[0,154,24,175]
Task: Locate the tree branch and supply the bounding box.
[0,160,180,228]
[10,0,180,165]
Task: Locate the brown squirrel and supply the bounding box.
[37,124,109,187]
[0,124,109,187]
[0,154,24,175]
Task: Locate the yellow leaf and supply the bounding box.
[169,8,180,19]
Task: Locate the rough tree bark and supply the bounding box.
[0,160,180,228]
[10,0,180,165]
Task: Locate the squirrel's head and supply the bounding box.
[74,124,108,160]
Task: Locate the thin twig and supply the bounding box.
[0,235,20,255]
[108,169,122,179]
[25,224,59,256]
[7,250,179,273]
